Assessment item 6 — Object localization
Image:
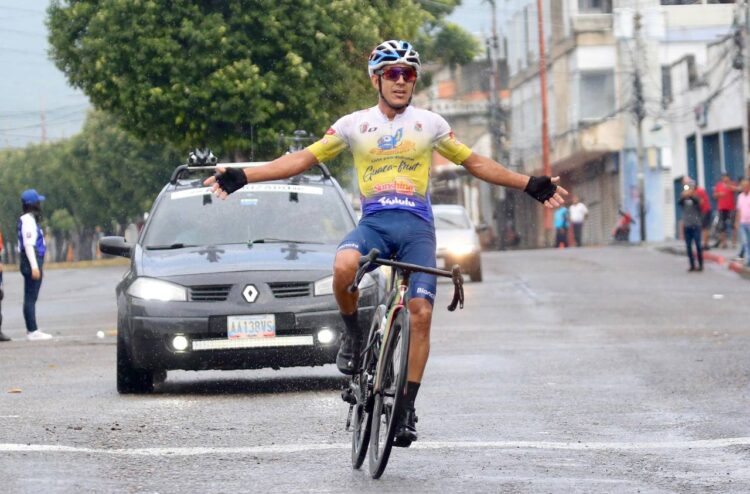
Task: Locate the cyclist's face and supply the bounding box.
[371,64,416,107]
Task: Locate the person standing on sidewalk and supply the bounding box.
[679,182,704,272]
[568,195,588,247]
[713,173,736,249]
[0,228,9,342]
[690,179,713,250]
[18,189,52,341]
[554,205,569,248]
[735,179,750,268]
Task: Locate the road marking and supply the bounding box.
[3,437,750,456]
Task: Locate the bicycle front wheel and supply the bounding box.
[351,305,385,469]
[368,307,410,479]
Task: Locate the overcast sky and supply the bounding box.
[0,0,499,149]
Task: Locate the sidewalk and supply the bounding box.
[656,240,750,280]
[1,257,129,272]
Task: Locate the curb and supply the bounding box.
[657,246,750,280]
[1,258,129,272]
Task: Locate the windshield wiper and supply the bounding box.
[248,238,324,246]
[146,243,197,250]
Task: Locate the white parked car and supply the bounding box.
[432,204,484,282]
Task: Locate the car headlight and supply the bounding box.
[127,277,188,302]
[447,244,477,256]
[314,273,375,296]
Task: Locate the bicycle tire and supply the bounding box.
[368,307,410,479]
[351,305,385,469]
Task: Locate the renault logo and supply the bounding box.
[242,285,258,303]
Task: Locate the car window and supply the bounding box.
[433,209,471,230]
[142,183,355,247]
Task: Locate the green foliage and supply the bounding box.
[0,111,180,240]
[48,209,76,237]
[47,0,477,163]
[433,22,481,70]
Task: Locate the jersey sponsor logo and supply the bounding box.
[359,122,368,134]
[415,122,422,132]
[416,287,435,299]
[377,196,416,208]
[373,177,417,195]
[377,128,403,150]
[325,128,336,135]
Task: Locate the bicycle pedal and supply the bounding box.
[341,387,356,405]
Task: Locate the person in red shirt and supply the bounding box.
[713,173,736,248]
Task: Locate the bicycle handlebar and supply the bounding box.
[348,248,464,311]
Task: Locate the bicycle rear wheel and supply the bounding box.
[368,307,410,479]
[351,305,385,469]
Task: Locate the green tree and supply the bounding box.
[0,111,180,259]
[48,0,476,164]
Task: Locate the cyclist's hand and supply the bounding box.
[524,175,568,208]
[204,166,248,199]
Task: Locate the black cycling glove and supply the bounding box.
[214,167,248,195]
[524,175,557,203]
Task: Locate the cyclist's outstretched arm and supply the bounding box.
[461,152,568,208]
[204,150,319,198]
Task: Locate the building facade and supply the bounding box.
[504,0,741,246]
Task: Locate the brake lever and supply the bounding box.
[348,248,380,293]
[447,264,464,311]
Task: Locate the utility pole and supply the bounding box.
[486,0,501,163]
[485,0,505,249]
[536,0,552,234]
[741,0,750,171]
[633,7,647,243]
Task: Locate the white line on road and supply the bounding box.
[3,437,750,457]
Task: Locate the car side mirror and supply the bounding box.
[99,236,133,258]
[475,223,489,233]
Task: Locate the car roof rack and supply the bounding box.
[169,162,331,184]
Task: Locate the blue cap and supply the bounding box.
[21,189,45,205]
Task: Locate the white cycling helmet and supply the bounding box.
[367,40,421,77]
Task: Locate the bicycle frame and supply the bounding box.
[373,269,410,394]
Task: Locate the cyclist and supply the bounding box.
[206,39,567,445]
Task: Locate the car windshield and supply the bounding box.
[434,209,471,230]
[142,182,355,247]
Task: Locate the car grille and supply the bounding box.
[190,285,232,301]
[268,282,311,298]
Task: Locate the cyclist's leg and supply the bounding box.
[333,217,390,374]
[391,211,436,442]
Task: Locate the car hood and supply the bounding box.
[436,229,478,249]
[138,243,335,277]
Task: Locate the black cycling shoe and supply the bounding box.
[0,331,10,342]
[393,408,418,447]
[336,334,360,375]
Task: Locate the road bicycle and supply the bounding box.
[342,248,465,479]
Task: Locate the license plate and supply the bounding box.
[227,314,276,339]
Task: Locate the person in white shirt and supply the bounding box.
[17,189,52,341]
[569,195,589,247]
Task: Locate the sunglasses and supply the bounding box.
[378,66,418,82]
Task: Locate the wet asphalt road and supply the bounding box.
[1,246,750,493]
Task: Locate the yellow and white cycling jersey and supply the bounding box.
[307,105,472,223]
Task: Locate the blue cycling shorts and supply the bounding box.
[338,210,437,305]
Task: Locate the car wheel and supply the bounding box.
[469,256,483,282]
[117,331,154,394]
